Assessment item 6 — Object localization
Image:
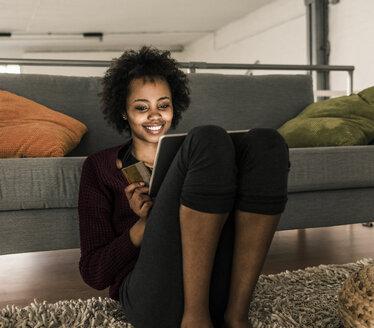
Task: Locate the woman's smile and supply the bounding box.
[143,123,165,134]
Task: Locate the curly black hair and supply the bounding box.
[101,46,190,135]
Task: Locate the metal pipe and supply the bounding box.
[0,58,355,95]
[0,58,355,72]
[183,62,354,72]
[0,58,110,67]
[347,70,354,95]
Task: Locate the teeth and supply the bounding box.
[146,125,162,131]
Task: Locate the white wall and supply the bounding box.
[177,0,307,76]
[179,0,374,93]
[329,0,374,91]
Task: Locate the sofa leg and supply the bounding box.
[362,222,373,227]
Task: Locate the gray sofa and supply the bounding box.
[1,72,373,255]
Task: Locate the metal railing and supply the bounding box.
[0,58,355,96]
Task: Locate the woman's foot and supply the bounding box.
[221,320,252,328]
[180,315,214,328]
[222,313,252,328]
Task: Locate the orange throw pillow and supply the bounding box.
[0,90,88,157]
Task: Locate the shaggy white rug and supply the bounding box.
[1,258,373,328]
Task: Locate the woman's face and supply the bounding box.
[125,76,173,145]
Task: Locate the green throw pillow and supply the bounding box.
[277,86,374,147]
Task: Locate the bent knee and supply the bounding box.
[188,124,228,140]
[186,125,233,150]
[245,128,288,151]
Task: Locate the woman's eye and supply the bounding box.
[159,104,170,109]
[135,106,148,111]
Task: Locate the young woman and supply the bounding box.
[78,46,290,328]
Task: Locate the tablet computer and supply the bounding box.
[148,129,250,197]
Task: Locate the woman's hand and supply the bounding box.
[125,182,153,219]
[125,182,153,247]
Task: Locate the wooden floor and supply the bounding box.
[1,223,373,309]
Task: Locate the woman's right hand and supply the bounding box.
[125,182,153,247]
[125,182,153,219]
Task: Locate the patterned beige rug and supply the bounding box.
[1,258,373,328]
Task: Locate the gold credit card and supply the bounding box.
[121,161,151,186]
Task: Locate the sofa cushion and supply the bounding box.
[173,74,314,133]
[278,86,374,147]
[288,145,374,192]
[0,90,88,157]
[0,157,86,211]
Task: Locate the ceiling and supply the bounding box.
[0,0,275,54]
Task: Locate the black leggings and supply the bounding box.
[119,125,290,328]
